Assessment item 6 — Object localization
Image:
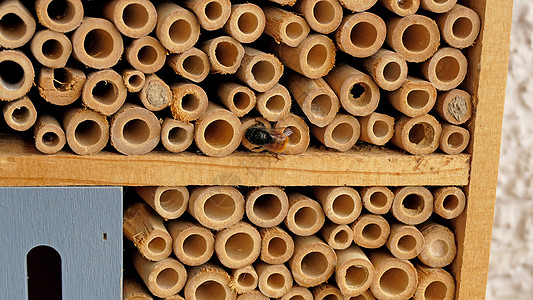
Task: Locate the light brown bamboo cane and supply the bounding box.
[223,4,266,44]
[124,202,173,261]
[241,116,271,152]
[230,265,258,294]
[188,186,244,230]
[255,263,293,298]
[311,114,360,151]
[391,186,433,225]
[215,221,261,269]
[386,77,437,118]
[236,47,284,93]
[359,187,394,215]
[378,0,419,16]
[34,115,66,155]
[3,96,37,132]
[391,114,442,155]
[274,113,310,155]
[184,264,236,300]
[0,0,36,48]
[368,250,418,300]
[439,124,470,155]
[420,47,468,91]
[139,74,172,112]
[432,187,466,219]
[417,222,457,268]
[336,245,375,296]
[420,0,457,13]
[110,103,161,155]
[259,226,294,264]
[170,82,208,121]
[362,49,408,91]
[166,220,215,266]
[155,2,200,53]
[351,214,390,249]
[434,89,472,125]
[255,84,292,122]
[0,50,34,101]
[436,4,481,49]
[63,107,109,155]
[385,15,440,63]
[82,69,127,116]
[133,251,187,298]
[386,223,424,260]
[167,47,210,83]
[103,0,157,38]
[358,113,395,146]
[336,13,385,58]
[321,223,354,250]
[313,186,362,225]
[125,36,167,74]
[217,82,257,117]
[71,18,123,69]
[201,36,245,74]
[237,290,268,300]
[184,0,231,31]
[165,295,184,300]
[30,30,72,69]
[289,235,337,287]
[285,193,325,236]
[295,0,342,34]
[246,187,289,228]
[38,67,86,106]
[413,264,455,300]
[311,284,343,300]
[35,0,83,33]
[267,0,297,6]
[263,7,310,47]
[121,69,145,93]
[135,186,189,220]
[123,277,152,300]
[161,118,195,153]
[280,286,313,300]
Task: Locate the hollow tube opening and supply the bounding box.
[307,44,328,70]
[379,268,409,295]
[266,95,285,113]
[407,90,430,109]
[286,21,304,40]
[233,91,251,110]
[313,1,335,25]
[156,268,179,290]
[237,272,255,288]
[268,237,287,257]
[252,194,282,221]
[159,189,185,213]
[11,106,30,124]
[168,126,188,145]
[225,232,255,260]
[435,56,460,83]
[447,132,464,148]
[408,122,435,146]
[204,119,235,149]
[203,193,236,221]
[123,3,149,29]
[183,55,205,76]
[334,229,349,244]
[42,39,64,60]
[350,22,377,49]
[402,24,431,52]
[443,194,459,211]
[267,273,285,289]
[74,120,102,147]
[301,251,328,277]
[331,122,354,144]
[424,281,448,300]
[310,94,333,118]
[397,235,417,252]
[84,29,114,59]
[205,1,223,21]
[183,234,208,258]
[0,60,24,90]
[0,13,26,41]
[196,281,226,300]
[452,17,473,39]
[53,68,73,91]
[47,0,75,24]
[138,45,158,66]
[148,236,167,254]
[332,194,355,217]
[372,120,390,138]
[92,80,118,105]
[294,206,318,229]
[361,223,381,241]
[237,12,259,35]
[251,60,276,85]
[122,119,151,145]
[346,265,368,288]
[42,131,61,147]
[215,41,238,67]
[383,62,401,83]
[402,193,425,215]
[169,19,192,44]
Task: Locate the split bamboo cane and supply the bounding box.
[38,67,86,106]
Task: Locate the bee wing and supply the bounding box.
[283,127,294,137]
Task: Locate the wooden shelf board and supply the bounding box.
[0,134,470,187]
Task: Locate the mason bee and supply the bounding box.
[244,122,293,157]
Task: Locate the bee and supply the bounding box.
[245,122,293,158]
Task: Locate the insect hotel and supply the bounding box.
[0,0,512,299]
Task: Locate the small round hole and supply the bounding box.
[233,92,251,110]
[266,95,285,113]
[380,268,409,295]
[128,74,143,88]
[362,224,381,241]
[332,194,355,217]
[407,90,430,109]
[225,232,254,260]
[238,12,259,35]
[0,60,24,89]
[168,127,188,145]
[84,29,114,58]
[397,235,417,252]
[183,55,204,76]
[452,17,473,39]
[181,94,200,112]
[313,1,335,25]
[47,0,75,23]
[0,13,27,41]
[205,1,223,21]
[369,191,388,208]
[156,268,179,290]
[204,120,235,148]
[408,123,434,146]
[42,132,60,147]
[267,273,285,289]
[159,190,185,213]
[294,206,318,229]
[402,193,425,215]
[447,132,464,148]
[268,237,287,257]
[183,234,207,258]
[123,3,149,29]
[443,195,459,211]
[331,122,354,144]
[203,193,235,221]
[92,81,118,105]
[237,272,255,287]
[402,24,431,52]
[148,237,167,254]
[425,281,448,300]
[75,120,102,147]
[287,126,301,145]
[373,121,389,138]
[11,107,30,124]
[307,44,327,69]
[215,41,238,67]
[169,19,192,44]
[346,266,368,288]
[435,56,460,82]
[334,230,349,244]
[123,119,150,145]
[251,60,275,84]
[42,39,64,60]
[383,62,401,82]
[350,22,377,48]
[286,22,304,40]
[138,45,158,66]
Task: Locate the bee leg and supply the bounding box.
[263,149,281,160]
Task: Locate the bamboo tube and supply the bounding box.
[167,220,215,266]
[0,0,36,48]
[82,69,127,116]
[201,36,245,75]
[386,77,437,118]
[274,114,310,155]
[34,115,66,155]
[432,187,466,219]
[103,0,157,38]
[217,82,257,117]
[360,187,394,215]
[413,264,455,300]
[246,187,289,228]
[123,277,153,300]
[336,13,386,58]
[241,117,271,152]
[188,186,244,230]
[167,47,210,83]
[295,0,342,34]
[420,0,457,13]
[311,114,360,151]
[436,4,481,49]
[362,49,408,91]
[386,223,424,260]
[280,286,313,300]
[435,89,472,125]
[184,264,236,300]
[139,74,173,112]
[255,262,293,298]
[155,2,200,54]
[124,202,173,261]
[259,226,294,264]
[285,193,325,236]
[30,30,72,69]
[273,34,336,79]
[348,290,377,300]
[133,252,187,298]
[312,285,343,300]
[439,124,469,155]
[0,50,34,101]
[417,222,457,268]
[321,223,354,250]
[194,102,243,157]
[38,67,85,106]
[161,118,195,153]
[63,108,109,155]
[391,115,442,155]
[110,103,161,156]
[135,186,189,220]
[268,0,297,6]
[385,15,440,63]
[286,74,339,127]
[3,96,37,132]
[313,186,362,225]
[391,187,433,225]
[184,0,231,31]
[335,245,375,296]
[289,235,337,287]
[351,214,390,249]
[256,84,291,122]
[378,0,420,16]
[231,265,258,294]
[170,82,208,121]
[236,47,284,93]
[358,113,395,146]
[368,250,417,300]
[122,69,145,93]
[71,18,123,69]
[165,295,184,300]
[420,47,468,91]
[35,0,83,33]
[215,221,261,269]
[263,7,310,47]
[237,290,268,300]
[125,36,167,74]
[223,4,266,44]
[324,64,380,117]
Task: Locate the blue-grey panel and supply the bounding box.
[0,187,123,300]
